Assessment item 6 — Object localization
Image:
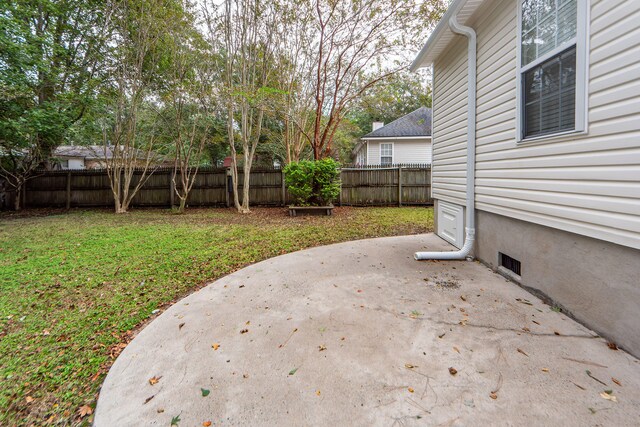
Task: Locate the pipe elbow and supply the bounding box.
[414,228,475,261]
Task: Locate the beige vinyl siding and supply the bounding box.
[394,139,432,164]
[366,142,380,165]
[432,37,469,206]
[466,0,640,249]
[364,139,432,165]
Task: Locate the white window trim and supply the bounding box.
[515,0,590,144]
[379,142,394,165]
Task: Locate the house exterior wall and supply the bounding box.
[428,0,640,356]
[364,139,432,165]
[432,38,469,206]
[68,158,85,169]
[431,0,640,250]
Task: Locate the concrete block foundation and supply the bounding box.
[474,209,640,357]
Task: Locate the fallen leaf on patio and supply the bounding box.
[240,329,248,334]
[453,346,460,353]
[517,348,529,357]
[25,396,34,403]
[212,343,220,350]
[246,320,250,325]
[203,422,212,427]
[408,387,414,393]
[573,382,586,390]
[607,342,618,350]
[438,333,446,339]
[541,368,549,372]
[460,295,467,302]
[341,337,346,341]
[316,390,321,396]
[600,391,617,402]
[178,323,185,330]
[522,327,530,332]
[357,289,363,293]
[171,414,181,426]
[405,363,417,369]
[459,319,467,326]
[554,331,561,336]
[243,374,248,379]
[489,392,498,400]
[318,345,327,351]
[201,388,210,397]
[144,395,154,404]
[78,405,93,418]
[148,376,162,385]
[449,367,457,375]
[157,408,164,413]
[289,368,298,376]
[531,320,540,325]
[612,378,622,386]
[515,298,532,306]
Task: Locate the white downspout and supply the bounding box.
[415,11,477,261]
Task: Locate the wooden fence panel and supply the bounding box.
[25,174,67,207]
[339,166,431,206]
[70,172,112,207]
[1,165,431,210]
[185,169,227,206]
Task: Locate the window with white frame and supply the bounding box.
[518,0,587,140]
[380,143,393,166]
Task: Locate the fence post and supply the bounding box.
[281,169,286,206]
[338,169,343,207]
[225,168,230,208]
[66,171,71,209]
[169,170,175,208]
[398,166,402,207]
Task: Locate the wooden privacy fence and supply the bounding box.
[0,165,431,210]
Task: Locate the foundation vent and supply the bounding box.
[499,253,521,276]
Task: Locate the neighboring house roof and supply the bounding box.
[410,0,486,70]
[352,107,432,156]
[54,145,167,162]
[54,145,116,159]
[362,107,432,139]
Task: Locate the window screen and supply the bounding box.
[380,143,392,166]
[520,0,578,139]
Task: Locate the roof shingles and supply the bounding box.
[362,107,432,138]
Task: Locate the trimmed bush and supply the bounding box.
[284,158,341,206]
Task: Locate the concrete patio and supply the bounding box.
[94,234,640,426]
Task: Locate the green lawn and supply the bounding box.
[0,206,433,426]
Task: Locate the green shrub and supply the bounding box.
[284,158,341,206]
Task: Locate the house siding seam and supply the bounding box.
[431,0,640,250]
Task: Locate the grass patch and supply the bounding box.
[0,206,432,425]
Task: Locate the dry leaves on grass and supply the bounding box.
[78,405,93,418]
